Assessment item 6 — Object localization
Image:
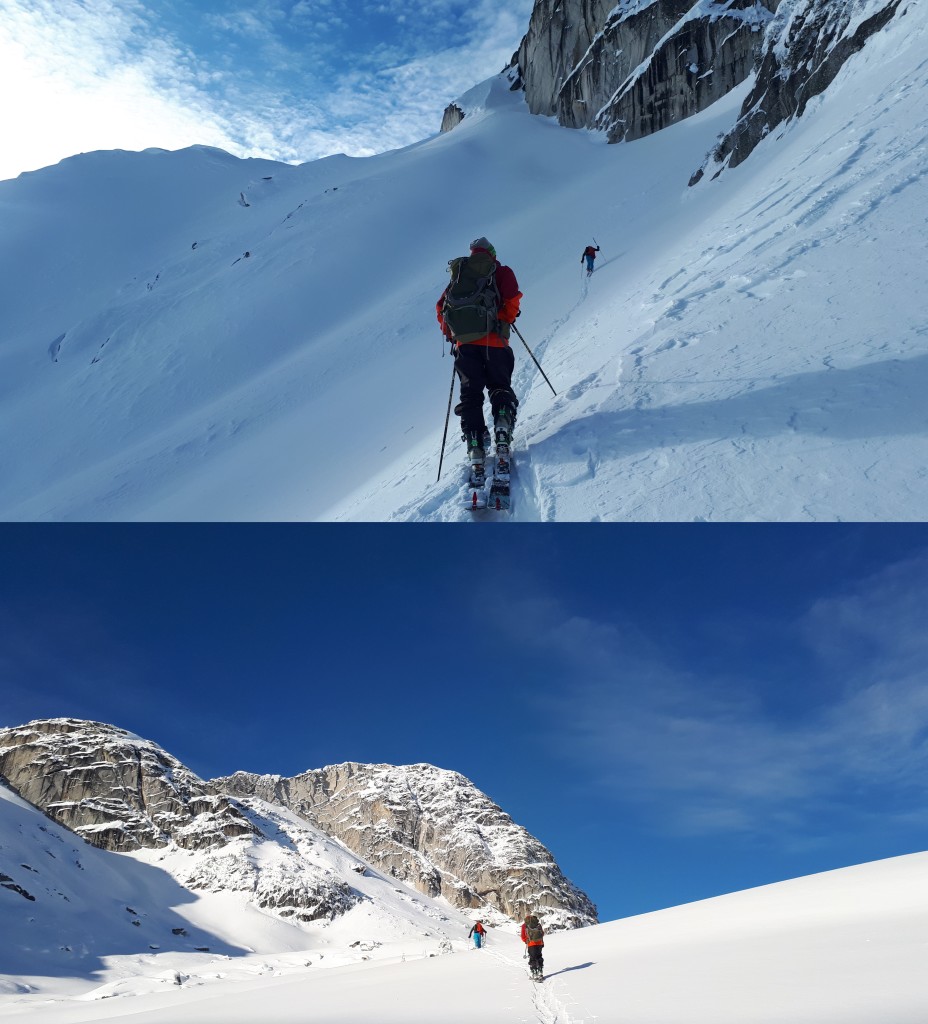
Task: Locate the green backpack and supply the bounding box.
[441,251,501,343]
[525,915,544,943]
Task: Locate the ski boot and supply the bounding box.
[493,410,514,479]
[464,431,487,488]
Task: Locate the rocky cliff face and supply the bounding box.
[0,719,256,852]
[514,0,778,142]
[216,762,598,929]
[0,719,360,922]
[690,0,907,181]
[440,103,466,133]
[0,719,596,931]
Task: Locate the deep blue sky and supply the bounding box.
[3,525,928,923]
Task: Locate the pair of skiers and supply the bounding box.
[467,913,544,978]
[436,237,522,475]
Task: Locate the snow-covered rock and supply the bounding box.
[0,720,596,933]
[691,0,907,180]
[515,0,777,140]
[216,763,598,930]
[0,719,256,852]
[440,103,466,133]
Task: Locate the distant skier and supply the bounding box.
[436,236,522,475]
[581,244,600,276]
[521,912,545,979]
[468,920,487,948]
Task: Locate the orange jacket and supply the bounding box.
[436,261,522,348]
[521,922,544,947]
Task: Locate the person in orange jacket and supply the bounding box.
[520,912,545,980]
[436,237,522,470]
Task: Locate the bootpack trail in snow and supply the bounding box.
[482,946,576,1024]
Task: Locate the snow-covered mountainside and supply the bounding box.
[0,720,594,943]
[0,0,924,522]
[0,773,478,1004]
[217,763,596,929]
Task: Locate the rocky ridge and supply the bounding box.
[0,719,596,931]
[442,0,904,184]
[216,762,597,929]
[690,0,907,181]
[0,719,255,853]
[513,0,778,142]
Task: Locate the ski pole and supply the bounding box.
[511,323,557,397]
[437,356,456,481]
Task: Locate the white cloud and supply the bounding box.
[0,0,243,177]
[516,552,928,841]
[0,0,533,179]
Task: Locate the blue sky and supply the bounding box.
[0,0,533,180]
[3,525,928,923]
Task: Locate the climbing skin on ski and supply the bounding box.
[461,430,490,509]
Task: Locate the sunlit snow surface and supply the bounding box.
[1,6,926,521]
[2,772,928,1023]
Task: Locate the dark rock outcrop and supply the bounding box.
[690,0,906,182]
[515,0,778,142]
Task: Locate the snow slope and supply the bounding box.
[1,4,926,521]
[4,795,927,1024]
[0,779,478,1005]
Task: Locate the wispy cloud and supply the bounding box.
[0,0,533,179]
[515,552,928,842]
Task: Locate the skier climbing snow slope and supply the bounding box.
[1,2,926,521]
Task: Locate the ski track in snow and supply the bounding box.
[483,946,578,1024]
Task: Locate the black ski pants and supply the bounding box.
[527,945,544,975]
[453,343,518,438]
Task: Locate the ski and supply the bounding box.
[462,460,488,510]
[486,441,512,512]
[460,434,512,513]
